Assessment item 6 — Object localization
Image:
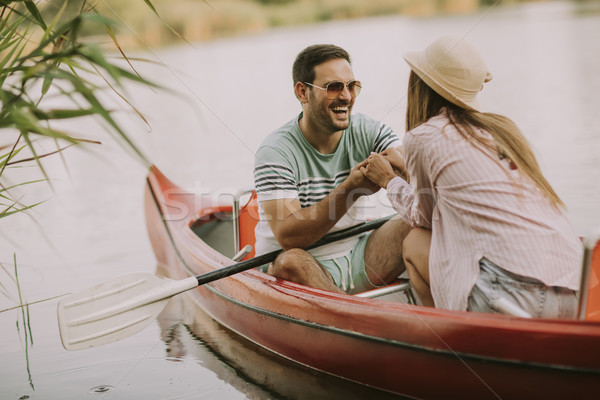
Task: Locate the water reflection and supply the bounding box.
[156,266,409,399]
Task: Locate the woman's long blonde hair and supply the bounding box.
[405,71,564,208]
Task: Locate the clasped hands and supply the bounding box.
[356,147,408,190]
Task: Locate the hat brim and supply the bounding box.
[403,51,480,112]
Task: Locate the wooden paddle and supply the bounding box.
[57,215,393,350]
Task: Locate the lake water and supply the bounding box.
[2,2,600,399]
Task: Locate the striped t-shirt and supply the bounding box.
[254,112,400,259]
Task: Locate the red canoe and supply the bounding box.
[144,166,600,399]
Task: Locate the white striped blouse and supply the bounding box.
[386,112,583,311]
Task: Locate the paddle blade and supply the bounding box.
[57,272,197,350]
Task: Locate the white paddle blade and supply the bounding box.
[57,272,198,350]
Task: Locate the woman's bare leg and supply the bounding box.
[403,228,434,307]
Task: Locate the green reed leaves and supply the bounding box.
[0,255,35,389]
[12,254,35,390]
[1,0,159,219]
[1,0,174,391]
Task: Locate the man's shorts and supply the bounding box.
[316,233,381,294]
[467,257,577,318]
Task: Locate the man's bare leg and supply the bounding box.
[267,248,345,294]
[402,227,433,306]
[363,216,412,286]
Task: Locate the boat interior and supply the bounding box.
[190,190,600,320]
[189,189,418,304]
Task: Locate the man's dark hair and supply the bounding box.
[292,44,351,85]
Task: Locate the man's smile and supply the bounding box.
[331,104,350,117]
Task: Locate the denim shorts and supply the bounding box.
[317,233,375,294]
[467,258,577,319]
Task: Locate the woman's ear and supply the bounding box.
[295,81,309,103]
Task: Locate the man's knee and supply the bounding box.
[386,218,412,241]
[271,248,314,280]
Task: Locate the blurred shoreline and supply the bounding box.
[96,0,499,49]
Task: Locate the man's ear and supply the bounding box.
[294,81,309,103]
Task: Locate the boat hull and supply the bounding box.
[145,166,600,399]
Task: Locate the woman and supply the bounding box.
[361,35,582,318]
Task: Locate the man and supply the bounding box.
[253,44,410,294]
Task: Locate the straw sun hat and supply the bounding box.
[403,35,493,112]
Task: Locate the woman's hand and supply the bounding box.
[360,153,398,189]
[381,147,409,182]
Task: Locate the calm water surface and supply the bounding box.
[2,2,600,399]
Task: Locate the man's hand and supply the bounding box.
[348,160,381,197]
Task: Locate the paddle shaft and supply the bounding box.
[195,215,393,286]
[56,215,394,350]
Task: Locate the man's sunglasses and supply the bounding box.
[303,80,362,99]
